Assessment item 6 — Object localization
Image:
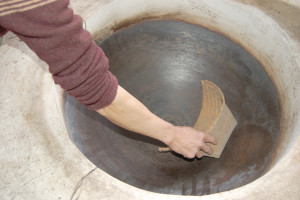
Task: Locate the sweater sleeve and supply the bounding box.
[0,25,8,37]
[0,0,118,110]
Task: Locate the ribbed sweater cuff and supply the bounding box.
[85,72,118,110]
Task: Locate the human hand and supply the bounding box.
[166,126,218,159]
[98,86,217,159]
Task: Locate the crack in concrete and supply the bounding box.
[70,167,97,200]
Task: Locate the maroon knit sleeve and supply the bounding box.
[0,0,118,110]
[0,25,8,37]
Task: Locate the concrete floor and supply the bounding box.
[0,0,300,199]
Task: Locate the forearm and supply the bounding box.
[97,85,174,145]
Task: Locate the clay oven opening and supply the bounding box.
[65,20,281,196]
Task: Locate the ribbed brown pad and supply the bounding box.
[197,80,237,158]
[159,80,237,158]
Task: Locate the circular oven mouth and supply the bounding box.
[65,20,281,196]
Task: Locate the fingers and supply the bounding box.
[202,132,218,145]
[183,147,210,159]
[184,153,196,159]
[183,143,212,159]
[196,151,203,158]
[200,143,212,155]
[168,126,218,159]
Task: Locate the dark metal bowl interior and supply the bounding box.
[65,20,281,196]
